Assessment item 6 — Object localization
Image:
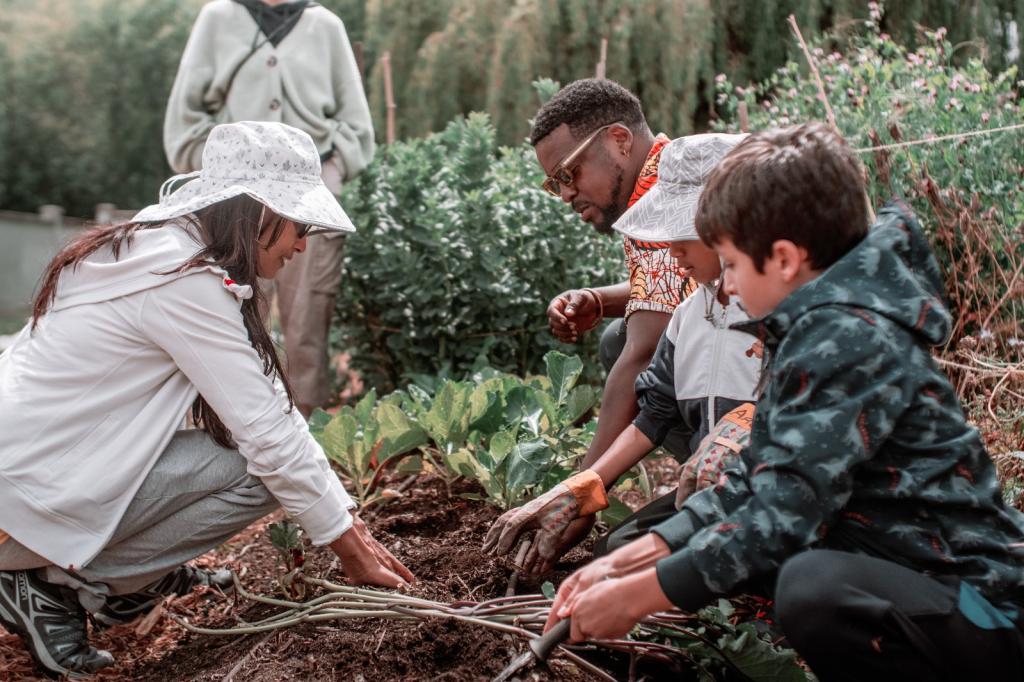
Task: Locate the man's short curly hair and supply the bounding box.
[530,79,648,146]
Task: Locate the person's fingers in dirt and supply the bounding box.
[380,544,416,583]
[482,506,530,554]
[348,563,408,589]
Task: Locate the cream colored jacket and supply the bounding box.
[164,0,374,179]
[0,223,355,569]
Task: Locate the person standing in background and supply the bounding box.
[164,0,373,417]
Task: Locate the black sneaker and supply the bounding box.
[94,564,233,628]
[0,570,115,678]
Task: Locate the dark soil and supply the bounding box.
[1,476,597,681]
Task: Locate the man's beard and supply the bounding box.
[592,167,626,236]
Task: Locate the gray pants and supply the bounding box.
[0,430,277,610]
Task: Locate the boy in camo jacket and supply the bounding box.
[542,122,1024,681]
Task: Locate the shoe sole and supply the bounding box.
[0,578,86,679]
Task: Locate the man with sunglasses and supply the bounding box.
[511,79,694,568]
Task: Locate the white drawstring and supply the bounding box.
[158,171,201,203]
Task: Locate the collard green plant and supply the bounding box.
[311,352,598,510]
[310,389,430,505]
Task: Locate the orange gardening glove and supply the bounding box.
[482,470,608,562]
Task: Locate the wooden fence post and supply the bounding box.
[738,101,749,132]
[381,51,395,144]
[595,38,608,79]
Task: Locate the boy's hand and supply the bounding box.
[556,568,673,642]
[544,533,670,632]
[483,471,607,557]
[547,289,601,343]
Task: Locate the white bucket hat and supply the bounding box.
[613,133,747,242]
[133,121,355,233]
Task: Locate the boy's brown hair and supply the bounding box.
[695,122,869,272]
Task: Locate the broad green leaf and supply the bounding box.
[468,384,506,437]
[423,381,473,449]
[488,429,516,468]
[716,623,808,682]
[318,410,358,474]
[598,496,634,527]
[375,402,430,461]
[544,351,583,406]
[560,385,598,425]
[505,439,553,495]
[504,386,546,437]
[541,581,556,599]
[359,413,381,472]
[307,408,332,438]
[444,448,503,500]
[354,388,378,425]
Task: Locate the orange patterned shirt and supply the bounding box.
[623,134,696,319]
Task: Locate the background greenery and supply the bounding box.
[334,111,622,389]
[1,0,1021,216]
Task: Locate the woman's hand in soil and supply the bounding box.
[561,568,672,642]
[544,533,670,632]
[331,515,415,588]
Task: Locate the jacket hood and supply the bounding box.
[735,202,952,348]
[50,222,252,313]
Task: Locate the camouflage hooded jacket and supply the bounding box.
[652,203,1024,613]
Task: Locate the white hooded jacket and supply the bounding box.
[0,222,354,569]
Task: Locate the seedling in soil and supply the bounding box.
[268,520,307,600]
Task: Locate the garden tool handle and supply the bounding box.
[530,618,572,661]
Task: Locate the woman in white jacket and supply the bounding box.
[0,121,412,678]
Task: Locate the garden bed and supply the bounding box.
[2,476,603,681]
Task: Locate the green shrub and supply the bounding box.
[335,112,623,391]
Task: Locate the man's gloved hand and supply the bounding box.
[483,471,608,560]
[676,403,754,508]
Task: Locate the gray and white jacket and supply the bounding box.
[633,283,761,459]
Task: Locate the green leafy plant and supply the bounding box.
[310,389,430,506]
[311,352,598,510]
[438,352,598,508]
[268,520,308,600]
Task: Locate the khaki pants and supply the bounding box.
[262,156,347,413]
